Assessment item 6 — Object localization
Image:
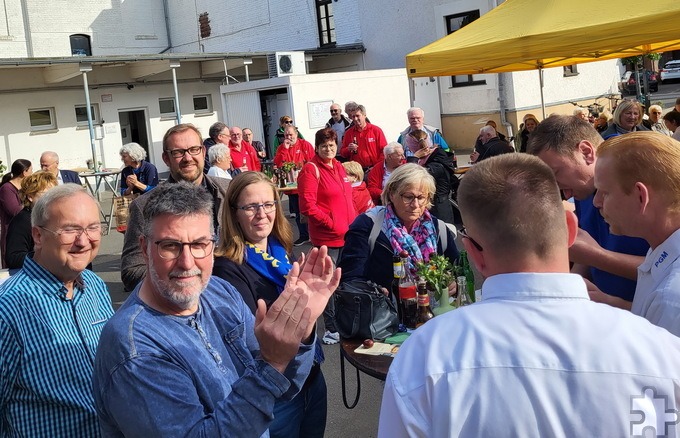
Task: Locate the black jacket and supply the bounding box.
[423,148,457,224]
[476,137,514,162]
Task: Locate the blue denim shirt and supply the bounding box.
[93,277,315,437]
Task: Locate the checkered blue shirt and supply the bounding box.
[0,256,113,437]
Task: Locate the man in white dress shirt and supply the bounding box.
[378,153,680,437]
[592,132,680,336]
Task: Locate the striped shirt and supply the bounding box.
[0,256,113,437]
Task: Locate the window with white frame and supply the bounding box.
[445,10,486,87]
[159,98,176,117]
[28,108,57,131]
[75,104,100,125]
[193,95,212,114]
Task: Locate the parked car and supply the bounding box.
[660,60,680,83]
[621,70,658,95]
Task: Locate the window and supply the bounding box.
[74,104,100,125]
[563,65,579,77]
[193,95,212,114]
[70,34,91,56]
[316,0,336,47]
[159,98,176,117]
[28,108,57,131]
[445,11,486,87]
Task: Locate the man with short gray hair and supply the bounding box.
[340,104,387,169]
[94,182,340,437]
[40,151,82,185]
[0,184,113,436]
[470,125,513,163]
[325,103,351,144]
[397,107,451,156]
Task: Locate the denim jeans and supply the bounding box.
[269,368,327,438]
[288,194,309,240]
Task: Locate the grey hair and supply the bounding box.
[31,183,93,227]
[381,163,435,207]
[142,182,214,238]
[383,141,404,155]
[480,125,496,136]
[407,107,424,118]
[209,122,228,141]
[119,142,147,162]
[344,101,359,113]
[573,107,589,117]
[207,144,230,165]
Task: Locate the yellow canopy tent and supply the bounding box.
[406,0,680,116]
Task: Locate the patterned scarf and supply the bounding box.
[244,236,292,294]
[381,204,438,275]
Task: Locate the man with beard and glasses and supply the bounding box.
[93,182,340,437]
[121,124,230,291]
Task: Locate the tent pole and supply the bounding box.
[80,64,97,170]
[538,67,546,119]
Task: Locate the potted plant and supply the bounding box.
[280,161,296,185]
[416,254,456,315]
[0,159,6,175]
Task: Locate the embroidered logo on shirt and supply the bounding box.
[654,251,669,268]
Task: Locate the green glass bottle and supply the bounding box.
[459,250,476,303]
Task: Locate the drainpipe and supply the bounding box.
[80,63,97,169]
[160,0,173,53]
[170,61,182,124]
[20,0,33,57]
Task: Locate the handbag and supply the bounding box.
[333,279,399,341]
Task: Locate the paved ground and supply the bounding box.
[93,194,384,438]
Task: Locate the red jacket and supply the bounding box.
[229,141,261,171]
[298,155,356,247]
[366,160,386,204]
[340,123,387,169]
[351,182,375,214]
[273,139,315,168]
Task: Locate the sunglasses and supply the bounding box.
[283,120,293,124]
[330,109,340,114]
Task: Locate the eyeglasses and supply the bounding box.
[39,225,102,244]
[237,201,278,216]
[154,239,216,260]
[165,146,203,159]
[330,109,340,114]
[459,226,483,251]
[400,194,429,206]
[283,120,293,124]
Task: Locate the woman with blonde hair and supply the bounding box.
[4,171,57,269]
[601,100,650,139]
[517,114,540,152]
[212,171,327,438]
[342,161,374,214]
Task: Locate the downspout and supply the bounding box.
[20,0,33,57]
[160,0,173,54]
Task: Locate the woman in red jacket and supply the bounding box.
[298,128,356,344]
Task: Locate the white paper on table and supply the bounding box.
[354,342,400,357]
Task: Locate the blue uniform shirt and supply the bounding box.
[575,194,649,301]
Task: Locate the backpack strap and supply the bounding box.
[306,162,320,179]
[365,207,386,254]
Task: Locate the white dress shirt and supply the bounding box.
[633,228,680,336]
[207,166,232,180]
[379,272,680,437]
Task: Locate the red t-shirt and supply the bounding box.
[229,141,261,171]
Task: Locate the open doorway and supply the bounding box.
[260,88,290,158]
[118,109,151,161]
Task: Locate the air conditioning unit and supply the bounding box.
[267,52,306,78]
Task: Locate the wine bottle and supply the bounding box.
[392,255,404,324]
[415,280,435,327]
[460,250,476,303]
[398,250,418,329]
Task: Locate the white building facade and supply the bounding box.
[0,0,621,172]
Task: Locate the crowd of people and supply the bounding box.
[2,93,680,437]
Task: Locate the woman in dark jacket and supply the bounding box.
[339,163,459,291]
[212,171,327,438]
[4,171,57,270]
[600,100,650,140]
[403,129,457,224]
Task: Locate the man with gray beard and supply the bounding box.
[93,182,340,437]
